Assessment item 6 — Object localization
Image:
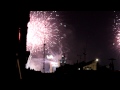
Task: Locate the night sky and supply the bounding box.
[60,11,120,70]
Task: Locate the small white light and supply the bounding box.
[64,61,66,63]
[64,25,66,27]
[47,55,53,59]
[86,68,89,70]
[78,68,80,70]
[96,58,99,62]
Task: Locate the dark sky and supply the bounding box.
[61,11,120,70]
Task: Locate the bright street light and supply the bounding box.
[95,58,99,62]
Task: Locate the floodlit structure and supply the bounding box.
[83,59,99,70]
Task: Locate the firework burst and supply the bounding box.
[113,11,120,52]
[27,11,65,54]
[26,11,68,72]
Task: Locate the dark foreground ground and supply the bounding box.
[21,70,120,80]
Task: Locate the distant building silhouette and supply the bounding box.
[60,53,66,66]
[109,58,116,71]
[55,59,99,74]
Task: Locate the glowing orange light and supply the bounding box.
[19,28,21,41]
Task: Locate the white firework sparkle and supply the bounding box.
[113,11,120,51]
